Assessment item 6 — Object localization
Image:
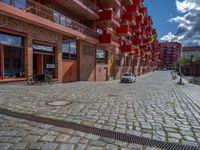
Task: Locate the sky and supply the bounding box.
[144,0,200,46]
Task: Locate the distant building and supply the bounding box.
[182,46,200,58]
[159,42,182,69]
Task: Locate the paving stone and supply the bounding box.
[0,143,13,150]
[0,71,199,148]
[11,142,28,150]
[22,134,40,142]
[87,146,103,150]
[58,143,75,150]
[76,144,87,150]
[40,135,56,142]
[41,143,58,150]
[29,142,44,149]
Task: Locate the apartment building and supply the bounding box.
[159,42,182,70]
[182,46,200,58]
[0,0,160,83]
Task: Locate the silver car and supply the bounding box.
[121,73,136,83]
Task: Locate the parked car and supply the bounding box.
[121,73,136,83]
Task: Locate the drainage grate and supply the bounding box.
[0,107,199,150]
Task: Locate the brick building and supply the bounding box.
[0,0,160,83]
[182,46,200,58]
[159,42,182,70]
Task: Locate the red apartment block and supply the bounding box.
[159,42,182,70]
[0,0,160,83]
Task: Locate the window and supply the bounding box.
[96,29,103,35]
[96,49,107,64]
[125,56,129,66]
[0,33,23,46]
[14,0,27,9]
[33,44,54,53]
[62,40,77,59]
[115,54,120,66]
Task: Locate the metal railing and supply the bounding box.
[78,0,100,14]
[112,11,121,22]
[1,0,98,38]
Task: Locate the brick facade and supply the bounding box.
[0,15,63,82]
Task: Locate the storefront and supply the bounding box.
[32,42,55,78]
[0,32,25,80]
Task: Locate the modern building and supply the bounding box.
[182,46,200,58]
[159,42,182,70]
[0,0,160,83]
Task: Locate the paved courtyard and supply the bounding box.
[0,71,200,149]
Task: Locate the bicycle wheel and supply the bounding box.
[27,75,35,85]
[45,75,54,85]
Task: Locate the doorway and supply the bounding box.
[33,53,55,77]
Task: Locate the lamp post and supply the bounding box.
[190,55,193,77]
[179,46,183,84]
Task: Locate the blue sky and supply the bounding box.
[144,0,200,46]
[144,0,179,40]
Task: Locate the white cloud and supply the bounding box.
[160,0,200,46]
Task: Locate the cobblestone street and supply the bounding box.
[0,71,200,149]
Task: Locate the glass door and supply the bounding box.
[43,54,55,77]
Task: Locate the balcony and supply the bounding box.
[126,5,139,15]
[53,0,99,20]
[144,16,152,26]
[98,9,120,27]
[132,37,142,45]
[116,25,132,37]
[120,0,133,6]
[122,13,136,25]
[99,33,120,47]
[135,15,144,24]
[131,24,142,32]
[0,0,98,41]
[98,0,121,8]
[132,0,143,4]
[139,7,147,15]
[120,45,134,53]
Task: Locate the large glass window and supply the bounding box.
[33,44,54,53]
[125,56,129,66]
[14,0,27,9]
[2,0,26,8]
[0,33,23,46]
[62,40,77,59]
[4,46,24,78]
[115,54,120,66]
[96,49,107,64]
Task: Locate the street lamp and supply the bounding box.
[178,46,183,84]
[190,55,193,77]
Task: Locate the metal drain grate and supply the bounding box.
[0,107,199,150]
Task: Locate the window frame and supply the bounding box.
[62,40,77,60]
[96,49,107,64]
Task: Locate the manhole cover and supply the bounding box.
[46,101,72,106]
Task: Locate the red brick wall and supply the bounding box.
[0,15,63,82]
[96,64,108,81]
[79,41,96,81]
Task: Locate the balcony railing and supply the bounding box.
[1,0,98,38]
[78,0,100,14]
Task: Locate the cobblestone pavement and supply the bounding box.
[0,114,159,150]
[0,71,200,148]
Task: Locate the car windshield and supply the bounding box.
[123,73,131,76]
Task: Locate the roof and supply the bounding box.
[183,46,200,52]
